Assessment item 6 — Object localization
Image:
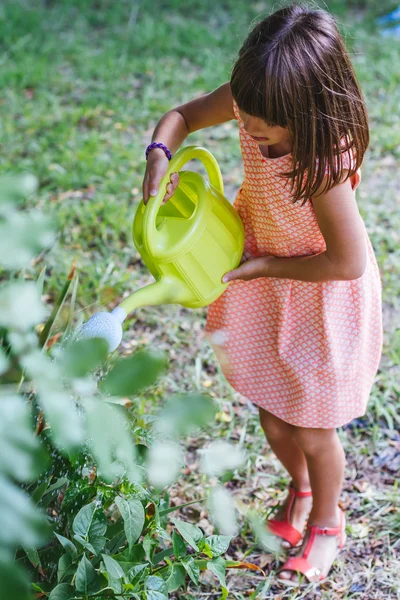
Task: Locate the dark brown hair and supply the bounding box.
[230,3,369,205]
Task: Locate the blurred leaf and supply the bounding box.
[48,583,75,600]
[170,518,203,552]
[0,282,47,331]
[155,393,217,437]
[75,555,101,594]
[62,337,109,378]
[0,474,50,548]
[83,397,140,483]
[22,351,85,452]
[146,441,184,488]
[207,486,238,537]
[115,496,145,551]
[0,211,54,269]
[0,348,9,375]
[198,440,246,477]
[0,557,32,600]
[0,173,37,205]
[0,394,48,480]
[101,349,167,397]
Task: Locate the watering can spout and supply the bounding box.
[118,277,186,318]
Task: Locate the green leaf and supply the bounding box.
[48,583,75,600]
[170,518,203,552]
[73,501,107,544]
[126,563,148,585]
[165,564,186,592]
[102,554,125,579]
[115,496,145,551]
[101,554,125,593]
[57,553,74,584]
[0,393,47,480]
[23,546,41,568]
[172,531,187,558]
[105,530,126,555]
[73,533,106,556]
[62,479,93,511]
[55,533,78,559]
[38,265,75,348]
[208,556,227,588]
[62,337,109,378]
[114,543,146,564]
[145,575,168,600]
[205,535,232,557]
[182,556,200,586]
[75,555,101,594]
[101,349,167,396]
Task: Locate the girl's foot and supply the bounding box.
[278,506,346,582]
[268,482,313,549]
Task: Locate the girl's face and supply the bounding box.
[238,109,291,146]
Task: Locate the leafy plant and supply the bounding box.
[1,174,281,599]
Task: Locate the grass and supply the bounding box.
[1,0,399,597]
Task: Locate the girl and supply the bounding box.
[142,3,383,585]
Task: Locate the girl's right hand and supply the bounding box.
[142,149,179,206]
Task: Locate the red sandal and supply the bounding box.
[266,481,313,548]
[277,506,346,584]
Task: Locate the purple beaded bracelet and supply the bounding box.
[145,142,172,161]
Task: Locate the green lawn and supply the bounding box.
[1,0,399,597]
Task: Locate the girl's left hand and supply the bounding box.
[222,254,274,283]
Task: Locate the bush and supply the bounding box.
[0,174,282,599]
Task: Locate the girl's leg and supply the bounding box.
[258,408,313,548]
[278,426,346,582]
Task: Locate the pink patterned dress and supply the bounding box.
[205,100,383,429]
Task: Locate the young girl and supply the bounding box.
[142,3,383,585]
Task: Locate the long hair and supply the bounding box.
[230,3,369,205]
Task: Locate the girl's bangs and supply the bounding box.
[230,57,290,128]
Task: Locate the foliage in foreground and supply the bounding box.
[0,175,281,599]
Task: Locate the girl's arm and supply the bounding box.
[143,82,234,204]
[223,175,367,283]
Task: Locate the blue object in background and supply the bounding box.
[376,4,400,25]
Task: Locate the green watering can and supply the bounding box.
[78,146,245,351]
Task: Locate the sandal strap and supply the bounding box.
[289,482,312,498]
[278,556,322,581]
[306,523,341,535]
[267,518,304,546]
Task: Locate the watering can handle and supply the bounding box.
[143,146,224,256]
